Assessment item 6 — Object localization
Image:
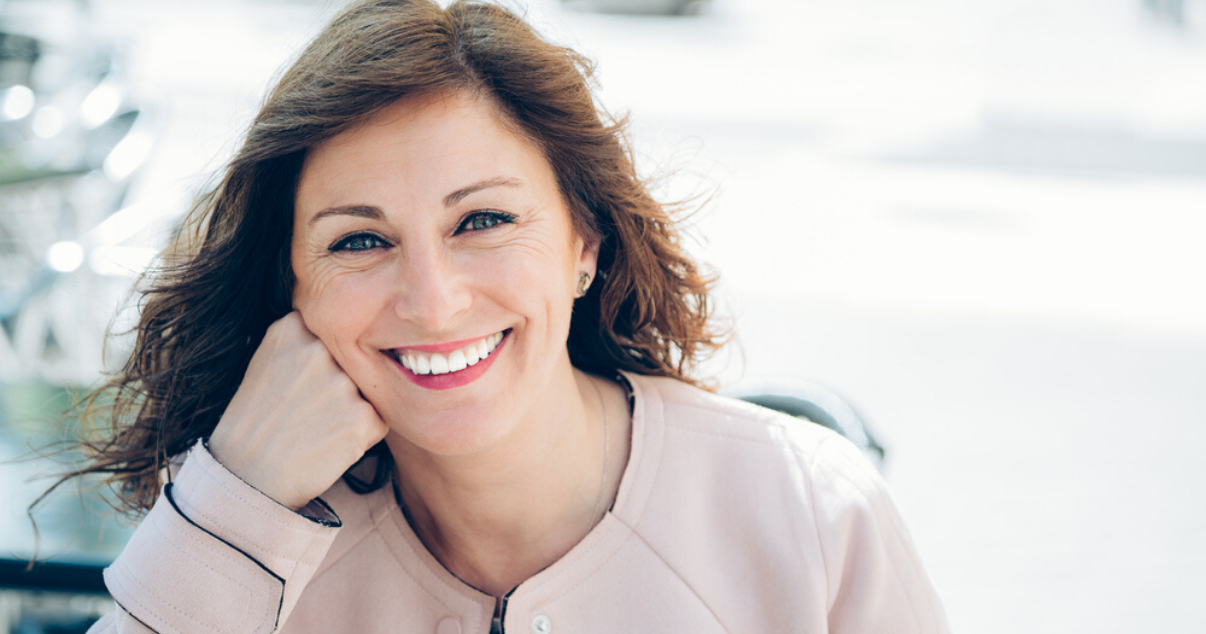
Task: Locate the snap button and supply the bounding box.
[436,616,461,634]
[531,614,552,633]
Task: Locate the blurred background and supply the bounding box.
[1,0,1204,631]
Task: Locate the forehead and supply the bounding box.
[295,91,553,212]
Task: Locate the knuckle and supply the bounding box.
[275,312,313,341]
[352,400,377,420]
[355,405,384,434]
[268,312,299,333]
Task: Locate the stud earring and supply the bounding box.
[576,273,591,297]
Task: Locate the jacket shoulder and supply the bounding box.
[630,373,841,460]
[624,374,950,633]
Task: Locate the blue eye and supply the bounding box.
[457,211,516,234]
[330,233,390,252]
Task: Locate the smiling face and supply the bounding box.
[291,91,598,456]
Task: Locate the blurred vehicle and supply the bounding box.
[728,378,885,471]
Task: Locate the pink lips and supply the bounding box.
[387,331,508,390]
[399,334,494,354]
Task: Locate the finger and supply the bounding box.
[285,309,320,339]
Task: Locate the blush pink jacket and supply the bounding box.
[89,373,949,634]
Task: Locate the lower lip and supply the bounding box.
[388,332,508,390]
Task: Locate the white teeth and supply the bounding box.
[429,353,450,374]
[393,330,505,376]
[448,350,467,372]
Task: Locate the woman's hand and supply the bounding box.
[208,311,389,510]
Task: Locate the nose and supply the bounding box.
[391,243,472,332]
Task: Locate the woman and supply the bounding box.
[76,1,949,632]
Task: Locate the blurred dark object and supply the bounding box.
[561,0,710,17]
[1,381,125,634]
[12,614,100,634]
[0,549,110,634]
[0,31,39,87]
[0,559,105,595]
[0,567,110,633]
[730,378,886,470]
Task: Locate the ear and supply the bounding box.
[575,233,602,280]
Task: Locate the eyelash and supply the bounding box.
[327,211,516,253]
[456,210,517,234]
[329,233,390,253]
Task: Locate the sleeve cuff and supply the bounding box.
[102,440,345,634]
[169,439,341,580]
[104,483,285,634]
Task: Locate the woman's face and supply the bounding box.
[291,91,597,456]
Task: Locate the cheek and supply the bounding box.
[294,259,343,318]
[480,249,575,334]
[294,264,384,353]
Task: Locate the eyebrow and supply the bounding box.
[443,176,524,208]
[307,177,524,226]
[308,204,384,227]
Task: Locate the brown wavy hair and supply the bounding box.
[62,0,724,515]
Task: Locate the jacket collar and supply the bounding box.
[321,372,667,621]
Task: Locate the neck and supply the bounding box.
[385,369,629,597]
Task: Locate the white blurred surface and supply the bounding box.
[5,0,1206,631]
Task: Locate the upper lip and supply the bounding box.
[386,330,505,354]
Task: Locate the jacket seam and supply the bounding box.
[373,495,473,621]
[306,490,393,586]
[111,598,162,634]
[621,525,732,634]
[512,517,619,601]
[110,573,226,634]
[797,435,833,610]
[165,483,285,632]
[811,438,931,630]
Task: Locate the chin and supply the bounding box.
[382,399,514,458]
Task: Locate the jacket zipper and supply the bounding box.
[491,595,509,634]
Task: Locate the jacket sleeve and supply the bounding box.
[87,440,341,634]
[807,435,950,634]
